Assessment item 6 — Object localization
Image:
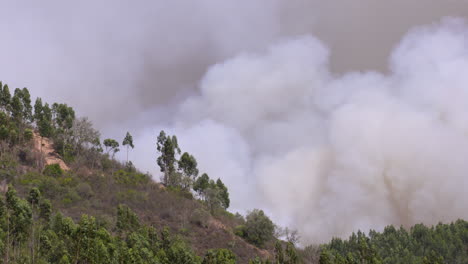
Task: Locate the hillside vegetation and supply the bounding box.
[0,81,298,263]
[0,81,466,264]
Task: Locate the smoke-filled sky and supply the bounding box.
[2,0,468,243]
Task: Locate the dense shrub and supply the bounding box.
[43,164,63,177]
[242,209,275,247]
[75,182,94,199]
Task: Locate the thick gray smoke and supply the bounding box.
[140,19,468,243]
[2,1,468,244]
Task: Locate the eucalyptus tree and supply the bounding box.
[122,132,134,163]
[103,138,120,158]
[178,152,199,190]
[156,130,180,186]
[0,83,11,112]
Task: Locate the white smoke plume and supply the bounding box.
[141,18,468,243]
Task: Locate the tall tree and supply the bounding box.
[285,242,298,264]
[156,130,180,186]
[33,97,43,122]
[38,103,53,138]
[319,250,333,264]
[6,186,32,262]
[178,152,199,190]
[193,173,210,199]
[205,181,222,214]
[122,132,134,163]
[275,241,285,264]
[103,138,120,158]
[49,103,75,159]
[216,179,230,209]
[71,117,100,155]
[52,103,75,131]
[20,88,33,123]
[116,204,140,235]
[0,83,11,112]
[27,188,41,264]
[11,89,23,125]
[243,209,275,247]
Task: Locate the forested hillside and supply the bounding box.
[0,80,466,264]
[319,220,468,264]
[0,81,307,263]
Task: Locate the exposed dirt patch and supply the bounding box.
[33,132,69,171]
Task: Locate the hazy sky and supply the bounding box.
[2,0,468,125]
[1,0,468,243]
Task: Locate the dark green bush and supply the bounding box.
[43,164,63,177]
[234,225,246,238]
[243,209,275,247]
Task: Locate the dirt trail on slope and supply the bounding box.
[33,132,69,171]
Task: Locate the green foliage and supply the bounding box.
[103,138,120,157]
[117,204,140,233]
[202,248,236,264]
[178,152,199,190]
[20,88,33,123]
[275,241,285,264]
[194,174,231,213]
[38,102,54,138]
[0,188,213,264]
[27,187,41,206]
[242,209,275,247]
[123,131,134,163]
[193,173,210,198]
[0,80,263,263]
[234,225,246,238]
[249,257,269,264]
[319,249,333,264]
[0,83,11,110]
[52,103,75,131]
[285,242,298,264]
[43,164,63,177]
[6,186,33,246]
[0,154,18,182]
[39,199,52,221]
[123,132,134,149]
[24,128,33,141]
[156,130,180,186]
[323,221,468,264]
[216,178,230,209]
[114,169,150,186]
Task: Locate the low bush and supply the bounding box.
[43,164,63,177]
[190,208,210,228]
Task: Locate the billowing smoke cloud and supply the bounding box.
[2,1,468,244]
[147,19,468,243]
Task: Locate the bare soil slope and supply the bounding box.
[33,132,69,171]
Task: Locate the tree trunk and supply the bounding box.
[5,211,9,264]
[31,205,35,264]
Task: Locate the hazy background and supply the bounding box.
[3,0,468,123]
[1,0,468,243]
